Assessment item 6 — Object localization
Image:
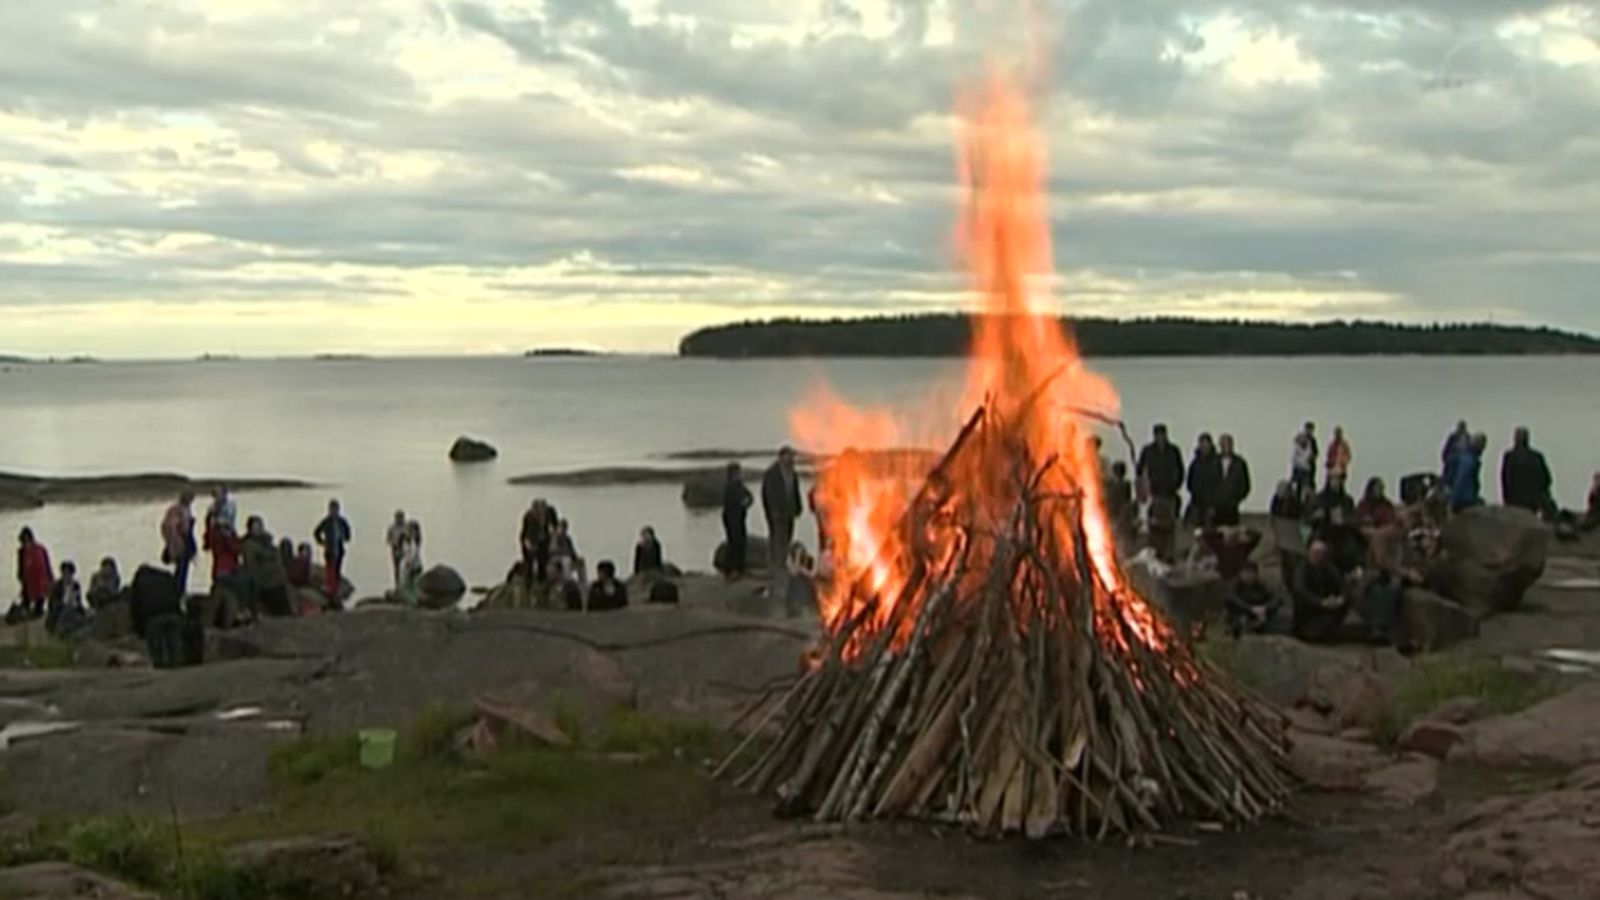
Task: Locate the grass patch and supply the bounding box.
[597,709,723,759]
[1372,652,1557,745]
[0,641,73,670]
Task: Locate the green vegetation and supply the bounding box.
[1371,652,1557,745]
[0,639,73,670]
[3,704,730,898]
[678,314,1600,358]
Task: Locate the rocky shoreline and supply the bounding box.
[0,471,315,511]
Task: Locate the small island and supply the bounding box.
[679,315,1600,358]
[524,348,604,358]
[0,471,315,511]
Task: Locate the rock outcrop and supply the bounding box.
[1451,683,1600,768]
[448,436,498,463]
[1440,764,1600,899]
[1432,506,1550,613]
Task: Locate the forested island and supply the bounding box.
[678,315,1600,358]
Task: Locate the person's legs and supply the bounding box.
[769,523,792,604]
[174,556,190,597]
[324,552,341,599]
[729,523,747,575]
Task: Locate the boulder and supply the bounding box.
[83,597,133,642]
[1287,732,1388,791]
[1440,764,1600,899]
[1432,507,1550,613]
[1128,566,1226,637]
[305,568,356,604]
[1452,684,1600,768]
[1362,755,1439,808]
[1402,589,1479,651]
[681,468,731,510]
[1400,720,1466,759]
[226,835,387,897]
[448,436,498,463]
[417,565,467,609]
[0,863,155,899]
[1231,635,1409,728]
[714,535,771,574]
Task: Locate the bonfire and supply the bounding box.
[718,71,1291,839]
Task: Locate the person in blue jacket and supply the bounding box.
[1449,433,1488,513]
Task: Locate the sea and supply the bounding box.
[2,355,1595,596]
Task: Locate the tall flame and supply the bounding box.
[792,67,1170,654]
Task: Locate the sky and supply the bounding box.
[1,0,1597,358]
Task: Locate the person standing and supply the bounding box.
[207,486,237,534]
[313,499,352,602]
[721,463,754,578]
[385,511,409,590]
[1325,426,1352,485]
[1500,427,1554,518]
[1449,434,1488,513]
[241,516,291,618]
[1441,420,1471,482]
[519,499,557,587]
[1214,434,1252,527]
[1136,424,1185,561]
[1185,433,1221,527]
[161,492,198,596]
[15,528,53,618]
[633,526,664,577]
[762,447,803,598]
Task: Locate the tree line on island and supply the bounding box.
[677,314,1600,358]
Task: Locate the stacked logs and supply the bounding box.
[720,403,1292,839]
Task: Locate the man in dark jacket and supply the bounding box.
[312,499,352,603]
[1214,434,1252,527]
[1292,541,1349,643]
[1500,427,1553,518]
[1137,424,1185,561]
[762,447,803,599]
[1185,433,1221,527]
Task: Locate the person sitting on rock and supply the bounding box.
[242,516,292,619]
[1292,540,1351,643]
[46,560,86,636]
[287,543,314,589]
[1225,562,1278,637]
[1104,461,1136,546]
[586,560,628,612]
[785,542,819,619]
[1356,477,1401,571]
[633,526,665,577]
[1199,527,1261,582]
[1269,479,1304,522]
[87,557,122,610]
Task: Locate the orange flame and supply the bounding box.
[792,67,1170,656]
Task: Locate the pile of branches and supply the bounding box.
[719,403,1291,839]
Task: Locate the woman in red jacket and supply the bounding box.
[16,528,53,617]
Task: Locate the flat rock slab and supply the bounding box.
[1452,683,1600,768]
[1441,764,1600,900]
[0,862,156,898]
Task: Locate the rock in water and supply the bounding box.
[1433,506,1549,613]
[418,565,467,609]
[449,436,498,463]
[680,468,726,510]
[713,535,770,574]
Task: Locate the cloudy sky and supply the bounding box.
[2,0,1596,357]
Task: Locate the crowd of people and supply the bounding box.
[1106,419,1600,650]
[14,425,1600,652]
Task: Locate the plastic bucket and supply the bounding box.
[358,728,397,770]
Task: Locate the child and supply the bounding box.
[586,560,628,612]
[1224,562,1278,638]
[47,561,87,636]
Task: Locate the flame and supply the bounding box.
[792,67,1171,656]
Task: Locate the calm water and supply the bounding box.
[2,356,1596,595]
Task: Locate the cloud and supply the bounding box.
[0,0,1597,356]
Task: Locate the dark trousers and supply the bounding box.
[724,518,747,574]
[173,555,193,597]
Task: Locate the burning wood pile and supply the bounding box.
[719,70,1291,839]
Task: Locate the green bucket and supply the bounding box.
[358,728,397,770]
